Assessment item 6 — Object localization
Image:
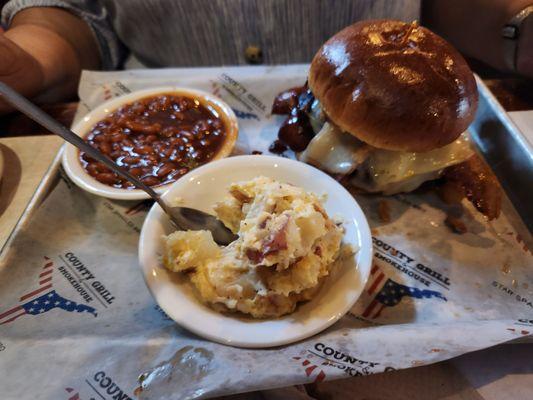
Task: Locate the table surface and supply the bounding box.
[0,74,531,400]
[0,135,62,250]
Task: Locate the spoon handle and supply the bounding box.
[0,82,163,202]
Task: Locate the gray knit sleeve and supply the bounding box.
[1,0,126,70]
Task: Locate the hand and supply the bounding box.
[0,32,44,114]
[0,7,101,116]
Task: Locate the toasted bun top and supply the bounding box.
[308,20,478,152]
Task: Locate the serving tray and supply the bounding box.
[0,66,531,400]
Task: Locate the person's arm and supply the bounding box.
[423,0,533,78]
[1,0,128,114]
[0,7,100,112]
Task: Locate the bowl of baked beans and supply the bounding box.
[62,87,239,199]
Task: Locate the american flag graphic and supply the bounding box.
[292,357,326,383]
[0,256,97,325]
[362,264,447,319]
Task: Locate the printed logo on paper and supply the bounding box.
[102,81,131,101]
[65,371,133,400]
[103,200,148,233]
[57,251,115,309]
[0,257,97,325]
[211,74,268,119]
[372,237,451,290]
[293,342,392,382]
[491,280,533,310]
[361,263,447,320]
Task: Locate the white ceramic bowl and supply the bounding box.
[139,155,373,348]
[62,87,238,200]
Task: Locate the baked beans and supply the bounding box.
[80,94,227,188]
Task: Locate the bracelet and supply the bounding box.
[502,5,533,71]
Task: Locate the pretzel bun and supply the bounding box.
[308,20,478,152]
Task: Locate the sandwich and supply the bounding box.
[272,20,501,220]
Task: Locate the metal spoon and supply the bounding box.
[0,82,238,245]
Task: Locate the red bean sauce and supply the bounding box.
[80,94,226,188]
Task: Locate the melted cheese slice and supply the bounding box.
[298,122,368,174]
[298,121,473,194]
[356,131,474,194]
